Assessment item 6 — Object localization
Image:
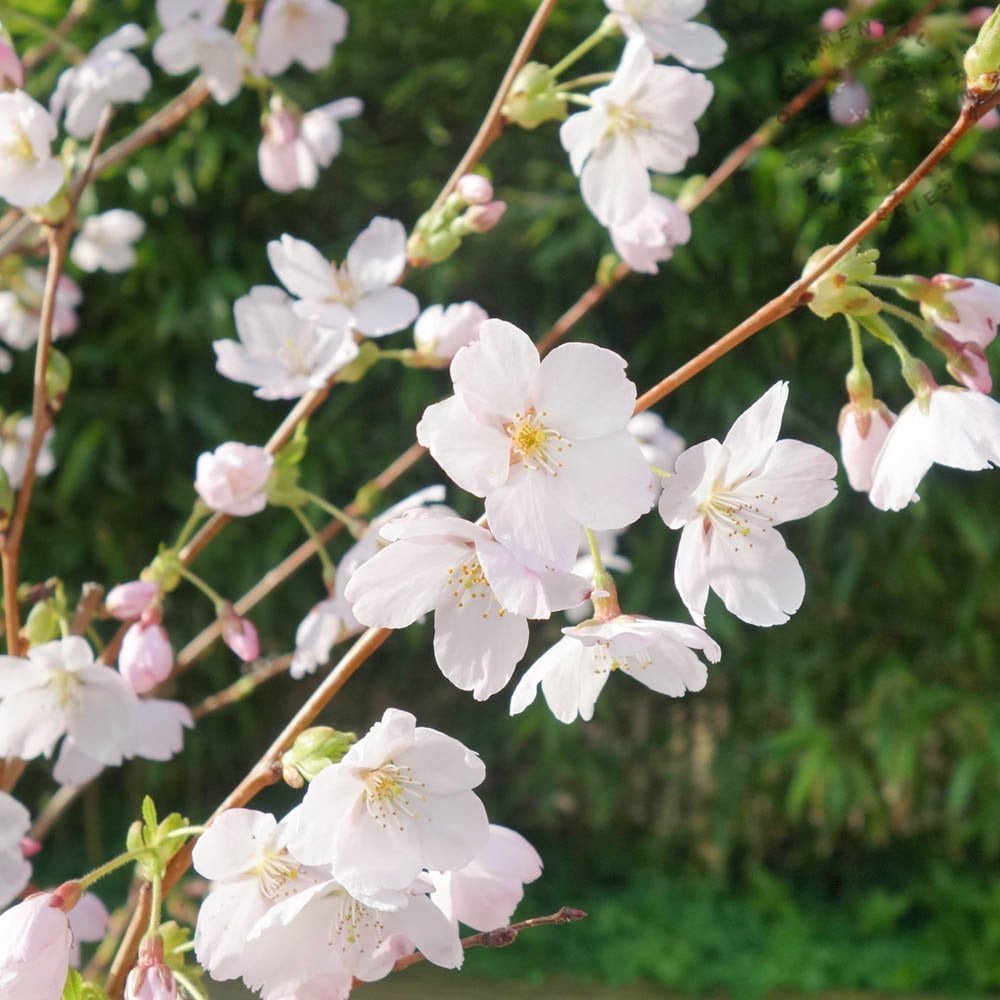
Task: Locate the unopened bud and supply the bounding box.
[461,200,506,234]
[21,598,60,646]
[803,245,882,318]
[964,7,1000,95]
[0,466,11,535]
[106,580,160,621]
[219,604,259,662]
[820,8,848,32]
[49,880,83,912]
[502,62,566,130]
[456,173,493,205]
[281,726,357,786]
[44,349,71,412]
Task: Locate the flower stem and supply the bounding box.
[878,299,934,337]
[146,872,162,939]
[847,315,867,372]
[551,16,619,78]
[290,505,337,586]
[79,848,148,890]
[555,93,596,108]
[301,490,366,539]
[173,504,209,551]
[559,71,615,90]
[176,565,227,609]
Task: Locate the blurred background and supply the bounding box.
[6,0,1000,996]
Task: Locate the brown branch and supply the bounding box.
[190,654,292,719]
[391,906,588,975]
[426,0,560,218]
[21,0,91,71]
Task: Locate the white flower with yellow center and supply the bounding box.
[288,708,489,897]
[417,320,656,571]
[192,808,329,984]
[559,40,713,226]
[344,512,589,699]
[659,382,838,627]
[0,90,64,208]
[267,218,419,337]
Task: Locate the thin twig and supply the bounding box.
[21,0,91,71]
[190,654,292,719]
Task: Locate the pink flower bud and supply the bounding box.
[220,605,260,661]
[463,200,506,233]
[106,580,160,621]
[838,400,895,492]
[0,892,73,997]
[194,442,273,517]
[820,8,848,31]
[126,935,177,1000]
[0,42,23,91]
[829,79,870,126]
[977,107,1000,130]
[119,622,173,694]
[866,19,884,38]
[924,274,1000,348]
[456,173,493,205]
[947,342,992,393]
[19,837,41,859]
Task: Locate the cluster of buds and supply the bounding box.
[407,174,507,266]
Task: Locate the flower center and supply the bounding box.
[444,556,508,620]
[360,762,426,830]
[327,264,359,308]
[589,638,652,674]
[697,482,777,545]
[255,849,305,901]
[1,123,37,165]
[329,889,383,950]
[277,332,316,375]
[48,670,79,709]
[505,408,568,475]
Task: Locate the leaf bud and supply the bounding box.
[281,726,357,787]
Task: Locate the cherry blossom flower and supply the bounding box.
[0,269,81,353]
[194,442,273,516]
[820,8,848,31]
[417,320,656,570]
[0,416,55,490]
[258,97,362,193]
[118,621,173,694]
[67,891,108,967]
[511,614,719,723]
[838,398,895,492]
[50,25,151,139]
[290,486,449,679]
[105,580,160,621]
[559,40,713,226]
[125,933,176,1000]
[869,386,1000,511]
[193,808,329,983]
[345,513,589,699]
[629,410,686,474]
[0,636,137,775]
[0,792,31,909]
[0,91,64,208]
[0,892,73,999]
[829,78,870,126]
[219,605,259,661]
[215,285,359,399]
[413,301,488,365]
[429,824,542,931]
[70,209,145,273]
[456,174,493,204]
[288,708,490,896]
[611,192,691,274]
[604,0,727,68]
[153,0,245,105]
[256,0,348,76]
[268,219,419,336]
[243,876,462,991]
[922,275,1000,348]
[658,382,838,627]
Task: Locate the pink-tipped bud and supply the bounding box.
[126,935,177,1000]
[820,8,848,31]
[49,880,82,912]
[119,622,173,694]
[866,20,885,38]
[0,41,23,90]
[464,200,506,233]
[947,341,992,393]
[456,173,494,205]
[19,837,42,859]
[838,400,896,492]
[106,580,160,621]
[220,605,260,662]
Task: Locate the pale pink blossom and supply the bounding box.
[70,209,145,273]
[125,933,176,999]
[243,876,462,991]
[417,320,656,570]
[511,614,719,723]
[219,606,259,661]
[67,891,108,967]
[105,580,160,621]
[258,98,362,193]
[429,824,542,931]
[559,40,713,226]
[611,192,691,274]
[838,399,895,492]
[869,386,1000,511]
[0,269,81,351]
[456,173,493,204]
[153,0,245,105]
[413,301,488,364]
[820,8,848,31]
[0,91,64,208]
[0,636,137,776]
[118,622,173,694]
[215,285,360,399]
[922,275,1000,348]
[977,107,1000,130]
[345,513,589,700]
[829,78,870,126]
[658,382,838,627]
[194,442,273,516]
[0,416,55,490]
[50,25,151,139]
[268,219,419,336]
[193,808,329,983]
[256,0,348,75]
[0,42,23,91]
[462,200,506,232]
[0,892,73,998]
[0,792,31,909]
[288,708,490,896]
[605,0,726,68]
[628,410,686,474]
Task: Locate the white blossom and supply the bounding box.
[256,0,348,76]
[70,209,145,273]
[0,793,31,910]
[0,91,64,208]
[605,0,726,68]
[0,417,55,490]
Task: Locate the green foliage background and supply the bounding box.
[5,0,1000,996]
